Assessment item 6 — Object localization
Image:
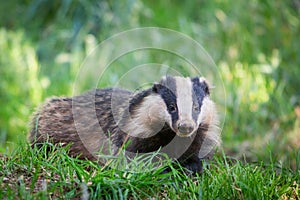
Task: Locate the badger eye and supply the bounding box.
[169,104,177,113]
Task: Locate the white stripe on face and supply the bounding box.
[175,77,193,121]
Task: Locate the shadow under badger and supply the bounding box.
[29,76,221,173]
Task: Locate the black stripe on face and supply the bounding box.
[152,76,178,128]
[191,77,209,122]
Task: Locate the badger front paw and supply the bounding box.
[179,156,203,174]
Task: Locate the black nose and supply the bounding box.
[178,123,194,134]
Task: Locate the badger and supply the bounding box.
[29,76,221,173]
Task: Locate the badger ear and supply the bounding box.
[200,77,210,95]
[152,83,162,93]
[192,76,210,95]
[152,76,168,93]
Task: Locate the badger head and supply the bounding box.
[152,76,213,137]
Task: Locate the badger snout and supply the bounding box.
[176,121,196,136]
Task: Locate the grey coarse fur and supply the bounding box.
[29,80,219,173]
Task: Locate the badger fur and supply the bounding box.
[29,76,220,173]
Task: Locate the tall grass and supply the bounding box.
[0,0,299,168]
[0,143,299,199]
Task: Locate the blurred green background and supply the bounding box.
[0,0,299,167]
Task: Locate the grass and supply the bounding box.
[0,143,299,199]
[0,0,299,159]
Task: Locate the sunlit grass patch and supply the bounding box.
[0,143,299,199]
